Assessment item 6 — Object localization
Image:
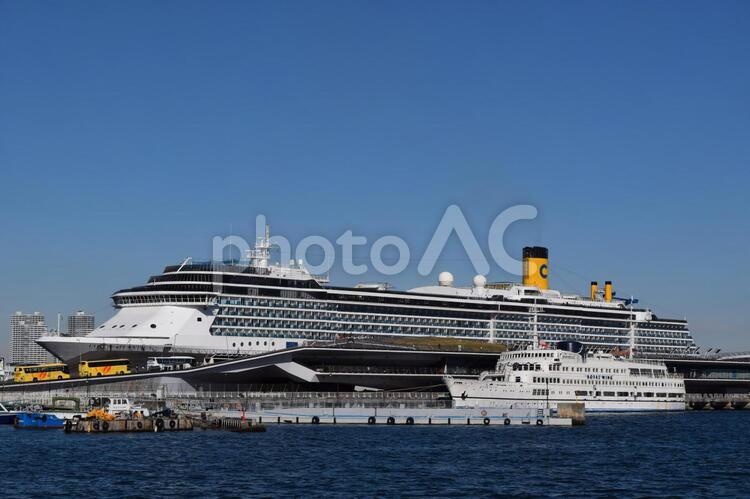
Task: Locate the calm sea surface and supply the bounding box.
[1,412,749,498]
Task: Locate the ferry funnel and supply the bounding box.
[522,246,549,290]
[556,340,584,354]
[604,281,613,302]
[590,281,598,301]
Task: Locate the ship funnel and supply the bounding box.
[604,281,613,302]
[557,341,584,354]
[590,281,598,301]
[522,246,549,290]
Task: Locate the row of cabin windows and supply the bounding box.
[533,377,560,384]
[527,378,681,388]
[230,340,276,348]
[573,391,681,398]
[217,296,689,332]
[214,309,692,348]
[560,366,627,374]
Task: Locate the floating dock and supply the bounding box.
[7,392,584,429]
[65,416,193,433]
[192,417,266,432]
[208,403,584,427]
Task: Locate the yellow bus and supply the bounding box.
[13,363,71,383]
[79,359,131,377]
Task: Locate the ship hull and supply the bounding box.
[444,377,685,413]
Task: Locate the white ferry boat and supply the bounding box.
[444,312,686,412]
[37,227,697,364]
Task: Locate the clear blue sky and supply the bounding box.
[1,1,748,357]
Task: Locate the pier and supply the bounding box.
[3,389,582,426]
[685,393,750,410]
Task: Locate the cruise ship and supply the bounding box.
[38,228,697,365]
[444,315,686,412]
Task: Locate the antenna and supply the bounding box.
[177,257,192,272]
[247,224,272,268]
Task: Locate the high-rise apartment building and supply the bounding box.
[10,311,53,365]
[67,310,94,337]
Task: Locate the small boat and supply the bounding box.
[0,403,20,425]
[13,412,66,429]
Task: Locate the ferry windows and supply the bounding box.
[150,324,157,329]
[197,317,202,322]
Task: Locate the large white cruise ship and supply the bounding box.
[444,312,686,412]
[38,228,697,365]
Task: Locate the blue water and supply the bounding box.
[2,412,749,497]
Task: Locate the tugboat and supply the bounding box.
[13,412,66,429]
[0,403,21,425]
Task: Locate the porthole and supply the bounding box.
[232,342,236,347]
[197,317,202,322]
[240,342,244,347]
[132,324,137,328]
[150,324,156,329]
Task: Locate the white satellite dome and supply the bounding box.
[473,275,487,288]
[438,271,454,287]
